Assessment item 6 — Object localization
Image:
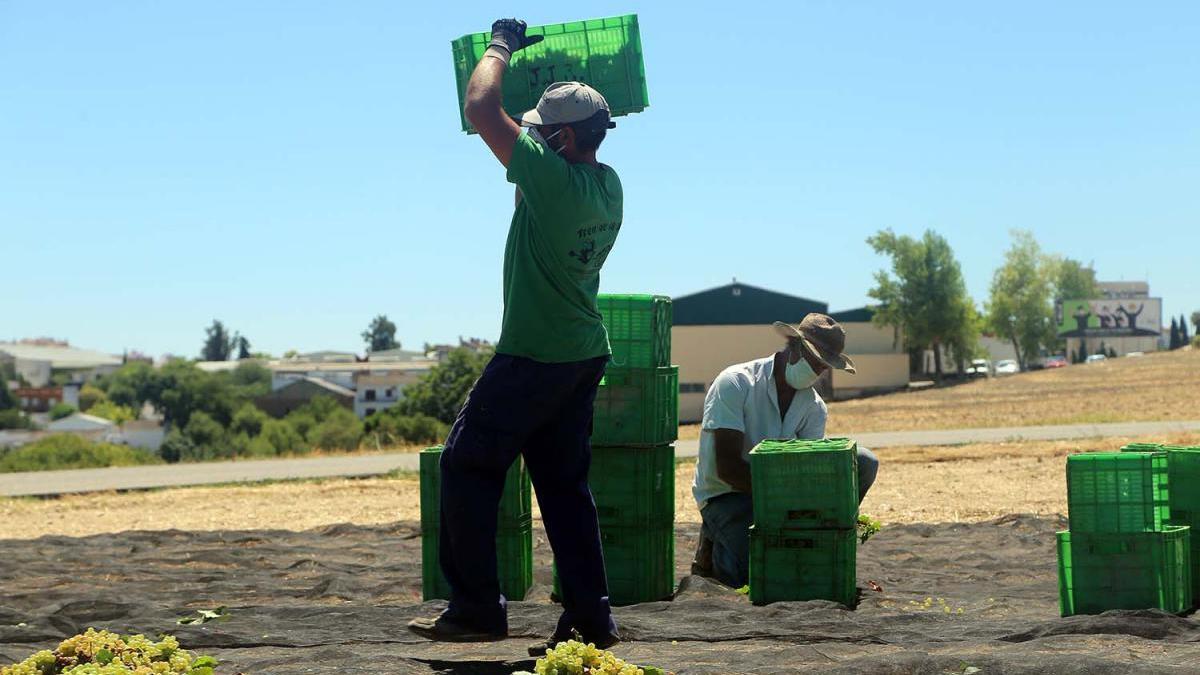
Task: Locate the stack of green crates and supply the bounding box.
[1058,451,1192,616]
[581,294,677,606]
[420,446,533,602]
[747,438,859,606]
[1123,443,1200,602]
[451,15,649,134]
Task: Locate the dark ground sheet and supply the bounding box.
[4,515,1200,674]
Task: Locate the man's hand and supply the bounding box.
[488,18,544,58]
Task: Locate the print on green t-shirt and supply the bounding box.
[497,131,623,363]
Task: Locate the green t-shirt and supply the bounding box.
[497,131,623,363]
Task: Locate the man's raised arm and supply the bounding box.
[463,18,542,167]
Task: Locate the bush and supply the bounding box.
[260,418,306,455]
[366,411,448,446]
[77,383,107,412]
[181,411,234,460]
[307,407,363,451]
[159,430,195,463]
[0,434,162,473]
[0,408,33,430]
[87,400,137,425]
[49,403,77,421]
[230,403,268,437]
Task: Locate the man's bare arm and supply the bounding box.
[713,428,752,493]
[464,19,542,167]
[464,55,520,167]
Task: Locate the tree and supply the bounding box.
[201,320,234,361]
[1078,342,1089,363]
[1180,314,1190,345]
[362,315,399,353]
[985,231,1057,371]
[1170,318,1181,350]
[234,334,252,360]
[395,347,493,423]
[1050,258,1099,303]
[867,229,978,381]
[1192,311,1200,337]
[0,379,15,411]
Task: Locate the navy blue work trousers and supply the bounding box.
[438,352,617,641]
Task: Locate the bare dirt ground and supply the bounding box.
[679,348,1200,438]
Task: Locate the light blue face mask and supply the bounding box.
[785,356,819,390]
[527,127,566,154]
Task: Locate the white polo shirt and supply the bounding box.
[691,356,828,510]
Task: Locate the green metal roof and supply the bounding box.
[673,282,828,326]
[829,307,876,323]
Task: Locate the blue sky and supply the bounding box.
[3,1,1197,358]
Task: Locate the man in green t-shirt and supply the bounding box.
[408,18,623,655]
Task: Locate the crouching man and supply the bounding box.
[691,314,880,588]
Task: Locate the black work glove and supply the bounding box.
[488,18,544,56]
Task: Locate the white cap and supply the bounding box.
[519,81,614,128]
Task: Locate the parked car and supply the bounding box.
[1044,355,1068,369]
[1085,353,1108,364]
[965,358,991,379]
[994,359,1020,376]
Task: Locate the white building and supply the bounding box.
[266,360,433,419]
[0,342,122,387]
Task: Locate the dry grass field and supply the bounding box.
[4,432,1197,540]
[679,347,1199,438]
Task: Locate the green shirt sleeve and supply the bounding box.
[507,131,572,216]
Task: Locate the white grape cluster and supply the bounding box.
[1,628,217,675]
[534,640,644,675]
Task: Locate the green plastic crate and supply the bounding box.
[749,438,859,530]
[1167,446,1200,513]
[1168,510,1200,601]
[553,523,675,607]
[749,526,857,607]
[419,446,531,530]
[1057,527,1192,617]
[589,445,675,527]
[451,14,649,133]
[1067,452,1170,533]
[591,366,678,447]
[1122,443,1200,514]
[598,294,672,371]
[422,521,533,602]
[419,446,534,601]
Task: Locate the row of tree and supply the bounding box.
[868,229,1103,378]
[198,314,403,361]
[1169,314,1197,350]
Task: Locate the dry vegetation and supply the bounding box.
[680,348,1200,438]
[5,432,1197,540]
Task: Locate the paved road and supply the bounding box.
[3,419,1199,497]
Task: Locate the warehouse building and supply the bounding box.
[671,281,910,423]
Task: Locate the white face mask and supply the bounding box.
[784,356,819,390]
[527,127,566,154]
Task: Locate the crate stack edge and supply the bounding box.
[748,438,860,607]
[1059,450,1192,616]
[1126,443,1200,603]
[583,294,676,606]
[420,446,533,602]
